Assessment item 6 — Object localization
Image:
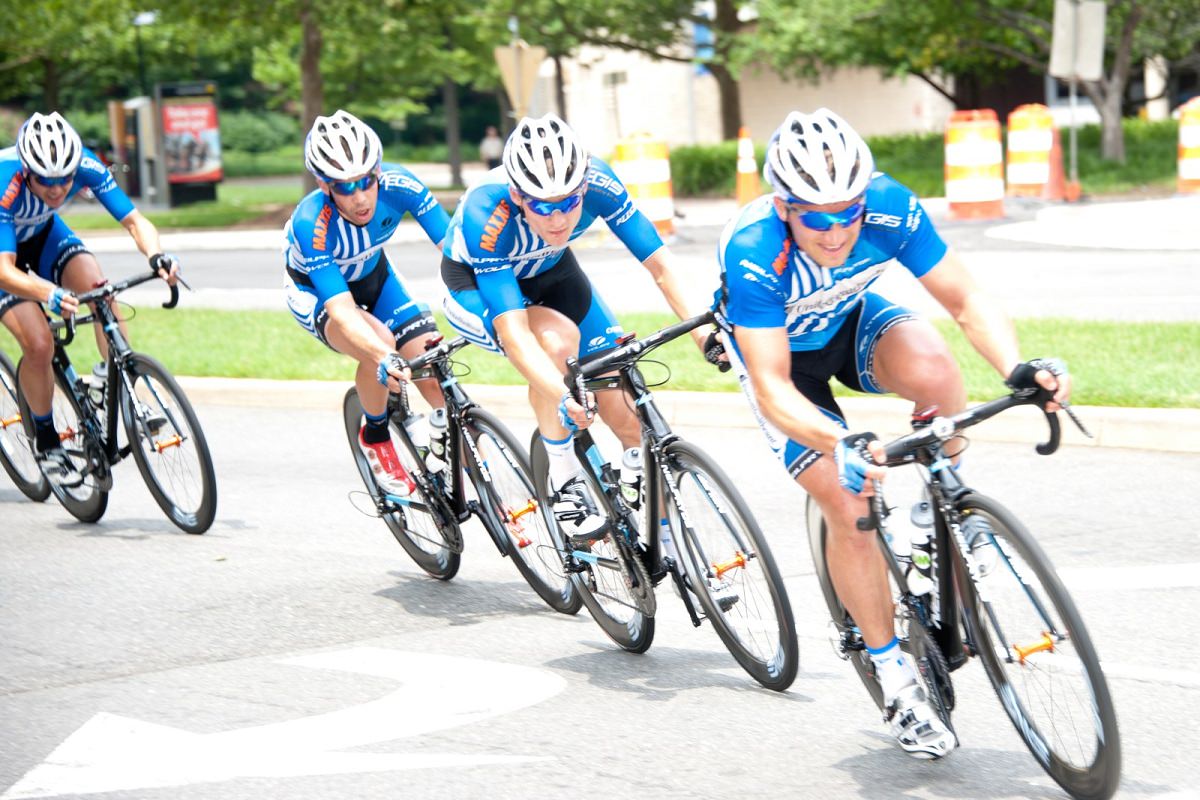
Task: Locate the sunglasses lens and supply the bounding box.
[331,174,376,195]
[526,192,582,216]
[36,174,74,187]
[795,201,864,230]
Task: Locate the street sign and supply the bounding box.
[1049,0,1107,82]
[494,40,547,121]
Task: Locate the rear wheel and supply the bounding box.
[530,432,654,653]
[666,440,798,691]
[343,388,461,581]
[954,493,1120,800]
[806,493,951,725]
[120,353,217,534]
[463,409,580,614]
[17,359,108,523]
[0,350,49,501]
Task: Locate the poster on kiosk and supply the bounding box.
[158,81,222,204]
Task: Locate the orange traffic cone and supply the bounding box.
[735,127,758,207]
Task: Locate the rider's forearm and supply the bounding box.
[326,299,392,366]
[758,378,845,454]
[954,291,1022,379]
[121,211,164,259]
[494,317,573,403]
[642,247,701,322]
[0,256,56,303]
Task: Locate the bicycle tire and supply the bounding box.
[530,432,654,652]
[953,493,1120,800]
[805,493,953,720]
[666,439,798,691]
[119,353,217,534]
[0,350,49,501]
[17,358,109,523]
[343,389,461,581]
[462,408,580,614]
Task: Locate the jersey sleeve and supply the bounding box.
[77,148,135,222]
[379,165,450,246]
[721,227,789,329]
[865,176,948,278]
[288,200,349,301]
[0,169,21,254]
[474,266,526,318]
[584,159,663,263]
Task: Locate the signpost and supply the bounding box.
[1049,0,1106,196]
[494,17,546,123]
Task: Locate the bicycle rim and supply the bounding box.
[955,494,1120,800]
[342,389,461,581]
[0,351,49,501]
[667,440,798,691]
[30,366,108,523]
[529,432,653,652]
[466,410,580,614]
[120,354,217,534]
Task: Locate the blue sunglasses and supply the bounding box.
[786,200,866,231]
[522,190,584,216]
[328,172,378,196]
[31,172,75,187]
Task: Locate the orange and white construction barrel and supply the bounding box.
[611,132,675,237]
[735,126,759,207]
[1178,97,1200,194]
[1006,103,1064,200]
[944,109,1005,220]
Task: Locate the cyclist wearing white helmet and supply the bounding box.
[284,110,450,497]
[0,111,179,486]
[440,112,706,535]
[710,108,1071,759]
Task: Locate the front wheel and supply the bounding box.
[343,389,462,581]
[120,353,217,534]
[0,350,49,501]
[530,432,654,653]
[462,409,580,614]
[954,493,1120,800]
[666,440,798,691]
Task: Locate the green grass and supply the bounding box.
[61,182,306,231]
[2,310,1195,408]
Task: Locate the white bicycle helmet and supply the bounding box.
[503,113,589,198]
[17,112,82,178]
[304,110,382,181]
[763,108,874,205]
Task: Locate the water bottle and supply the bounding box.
[907,500,935,597]
[88,361,107,408]
[426,408,448,472]
[658,517,679,561]
[404,412,430,449]
[619,446,642,507]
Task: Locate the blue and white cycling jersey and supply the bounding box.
[284,163,449,304]
[442,160,663,314]
[716,173,948,351]
[0,146,134,254]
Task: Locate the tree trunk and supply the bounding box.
[708,61,742,140]
[711,0,742,139]
[43,57,59,111]
[443,78,463,188]
[299,0,323,193]
[553,53,567,121]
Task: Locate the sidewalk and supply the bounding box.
[177,377,1200,455]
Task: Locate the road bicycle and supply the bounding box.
[0,348,50,501]
[806,390,1120,799]
[530,312,799,691]
[11,270,217,533]
[343,334,580,614]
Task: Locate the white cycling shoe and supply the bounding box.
[886,683,958,759]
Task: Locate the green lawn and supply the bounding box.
[2,309,1195,408]
[61,181,306,231]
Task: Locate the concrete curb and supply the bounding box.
[177,377,1200,454]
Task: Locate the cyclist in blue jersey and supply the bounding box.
[440,113,706,536]
[712,109,1072,759]
[0,112,179,486]
[284,110,450,497]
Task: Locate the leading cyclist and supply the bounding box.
[284,110,450,497]
[711,108,1070,758]
[0,112,179,487]
[440,113,707,536]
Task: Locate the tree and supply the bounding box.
[747,0,1200,162]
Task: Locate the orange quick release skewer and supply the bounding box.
[154,434,183,452]
[1,413,21,428]
[711,551,748,578]
[1014,632,1055,664]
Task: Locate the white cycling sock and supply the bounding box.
[868,637,916,703]
[543,434,580,490]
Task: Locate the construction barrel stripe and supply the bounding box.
[1179,97,1200,192]
[612,133,675,235]
[1007,104,1055,192]
[945,109,1005,219]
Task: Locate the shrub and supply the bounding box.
[220,110,300,154]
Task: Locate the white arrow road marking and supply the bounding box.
[3,648,566,799]
[1058,562,1200,592]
